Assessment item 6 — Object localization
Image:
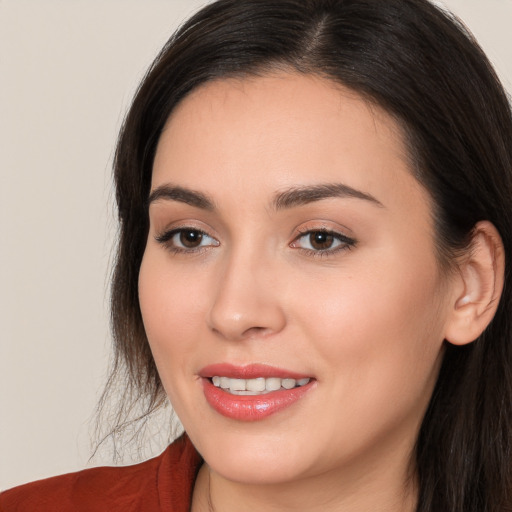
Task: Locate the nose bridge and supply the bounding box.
[207,240,286,341]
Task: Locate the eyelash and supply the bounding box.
[290,228,356,258]
[155,227,219,255]
[155,227,356,257]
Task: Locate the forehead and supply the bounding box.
[152,72,428,218]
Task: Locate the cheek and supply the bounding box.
[138,250,208,381]
[290,246,447,395]
[138,249,218,427]
[287,257,447,456]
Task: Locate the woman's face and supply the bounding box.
[139,73,456,486]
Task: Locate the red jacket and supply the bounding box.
[0,435,202,511]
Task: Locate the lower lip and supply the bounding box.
[202,378,314,421]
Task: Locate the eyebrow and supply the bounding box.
[147,182,383,211]
[272,183,384,210]
[147,184,215,210]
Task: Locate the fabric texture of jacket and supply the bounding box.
[0,435,201,512]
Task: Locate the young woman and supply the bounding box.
[2,0,511,511]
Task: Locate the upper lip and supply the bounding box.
[199,363,312,380]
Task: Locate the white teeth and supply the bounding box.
[246,377,266,392]
[282,378,296,389]
[211,376,311,394]
[265,377,281,391]
[229,379,246,392]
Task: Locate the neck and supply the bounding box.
[191,448,418,512]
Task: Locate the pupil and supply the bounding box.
[310,232,333,250]
[180,230,202,248]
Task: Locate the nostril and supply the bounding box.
[207,284,287,340]
[241,326,272,339]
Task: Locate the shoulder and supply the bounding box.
[0,456,162,512]
[0,435,201,512]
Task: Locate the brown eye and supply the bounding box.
[155,228,219,252]
[290,229,355,254]
[180,230,203,248]
[309,231,334,250]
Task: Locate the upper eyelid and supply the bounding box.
[291,227,357,250]
[154,219,217,237]
[296,226,342,235]
[154,224,356,250]
[156,226,218,242]
[293,229,355,242]
[294,225,354,239]
[155,228,220,255]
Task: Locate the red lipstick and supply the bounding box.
[199,363,315,421]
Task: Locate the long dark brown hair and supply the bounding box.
[101,0,512,509]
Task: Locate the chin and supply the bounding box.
[188,426,320,485]
[210,453,310,486]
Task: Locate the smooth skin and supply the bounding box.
[138,73,504,512]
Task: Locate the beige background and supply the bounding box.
[1,0,511,491]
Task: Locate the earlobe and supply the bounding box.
[444,221,505,346]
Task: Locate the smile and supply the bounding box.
[211,376,311,395]
[199,364,315,421]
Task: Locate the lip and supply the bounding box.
[199,363,315,421]
[199,363,311,380]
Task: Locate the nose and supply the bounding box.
[207,248,287,341]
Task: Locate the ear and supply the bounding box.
[444,220,505,346]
